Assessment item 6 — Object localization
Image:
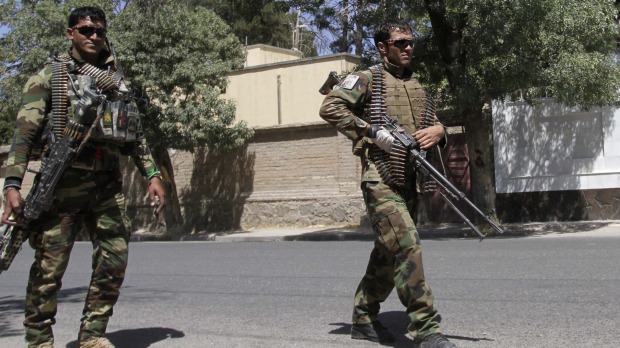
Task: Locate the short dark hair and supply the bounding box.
[373,19,413,48]
[68,6,107,28]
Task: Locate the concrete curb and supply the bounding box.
[129,220,620,243]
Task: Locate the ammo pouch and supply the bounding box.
[353,137,375,157]
[93,100,139,142]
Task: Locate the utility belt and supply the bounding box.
[70,155,103,171]
[68,143,106,171]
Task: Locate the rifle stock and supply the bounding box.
[319,71,341,95]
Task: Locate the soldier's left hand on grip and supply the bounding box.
[366,125,396,153]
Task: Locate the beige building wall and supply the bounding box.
[244,44,303,67]
[222,47,360,128]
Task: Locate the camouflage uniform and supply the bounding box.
[319,62,446,340]
[3,49,161,347]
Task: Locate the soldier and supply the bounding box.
[1,7,166,348]
[319,19,456,348]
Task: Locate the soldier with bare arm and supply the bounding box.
[1,7,166,348]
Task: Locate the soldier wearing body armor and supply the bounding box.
[319,19,456,348]
[1,7,166,348]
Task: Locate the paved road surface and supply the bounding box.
[1,231,618,347]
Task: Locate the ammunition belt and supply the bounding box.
[63,121,86,142]
[420,91,439,193]
[51,58,69,138]
[75,63,120,91]
[368,65,408,187]
[51,55,121,140]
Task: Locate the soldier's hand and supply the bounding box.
[2,188,23,226]
[148,177,166,216]
[414,125,445,150]
[366,125,395,153]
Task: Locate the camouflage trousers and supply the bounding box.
[24,168,131,347]
[353,181,442,340]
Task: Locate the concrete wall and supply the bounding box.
[222,52,360,128]
[493,98,620,222]
[493,98,620,193]
[244,44,303,67]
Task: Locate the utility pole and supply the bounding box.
[291,11,307,51]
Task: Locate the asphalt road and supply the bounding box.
[1,233,619,347]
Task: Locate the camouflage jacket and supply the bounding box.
[3,49,161,189]
[319,61,445,183]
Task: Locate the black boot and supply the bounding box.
[415,333,457,348]
[351,321,396,343]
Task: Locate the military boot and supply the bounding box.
[29,343,54,348]
[351,321,396,343]
[79,337,116,348]
[414,333,457,348]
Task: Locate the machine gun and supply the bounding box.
[1,86,104,274]
[381,116,504,240]
[0,215,28,273]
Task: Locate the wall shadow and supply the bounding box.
[180,145,256,233]
[493,99,618,222]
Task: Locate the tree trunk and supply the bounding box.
[462,105,501,233]
[340,0,350,52]
[353,0,365,55]
[150,143,185,237]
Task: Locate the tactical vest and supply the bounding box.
[365,64,436,188]
[51,54,139,144]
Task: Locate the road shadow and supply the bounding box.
[65,327,185,348]
[0,295,25,338]
[329,311,493,347]
[0,286,90,338]
[282,220,618,242]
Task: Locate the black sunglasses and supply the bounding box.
[73,26,107,37]
[386,39,414,49]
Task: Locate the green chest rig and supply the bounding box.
[51,53,138,144]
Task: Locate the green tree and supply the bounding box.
[406,0,620,230]
[0,0,118,143]
[0,0,252,235]
[113,1,251,235]
[188,0,320,56]
[286,0,405,55]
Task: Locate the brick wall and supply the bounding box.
[124,122,367,233]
